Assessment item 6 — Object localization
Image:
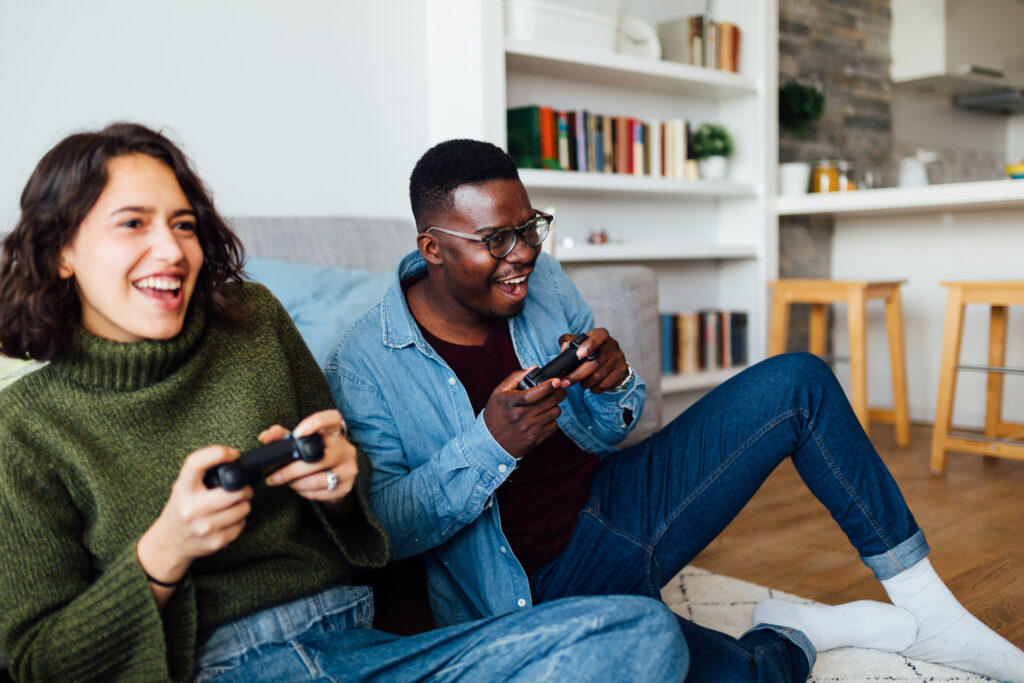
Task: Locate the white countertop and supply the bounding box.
[776,179,1024,217]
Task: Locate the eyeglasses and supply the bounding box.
[425,210,552,259]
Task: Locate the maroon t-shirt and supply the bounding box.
[407,282,599,575]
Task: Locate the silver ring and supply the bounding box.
[325,471,340,492]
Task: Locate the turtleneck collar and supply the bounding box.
[53,302,208,392]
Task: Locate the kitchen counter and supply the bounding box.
[776,179,1024,217]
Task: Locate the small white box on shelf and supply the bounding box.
[504,0,622,53]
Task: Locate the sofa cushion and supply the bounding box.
[244,257,391,368]
[0,356,45,392]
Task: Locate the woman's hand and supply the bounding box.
[264,409,358,517]
[137,445,254,606]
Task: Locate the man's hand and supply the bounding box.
[560,327,630,394]
[484,368,567,458]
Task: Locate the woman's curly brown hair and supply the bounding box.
[0,122,248,361]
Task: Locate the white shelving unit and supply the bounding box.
[426,0,777,421]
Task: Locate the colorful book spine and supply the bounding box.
[575,110,587,173]
[539,106,557,167]
[557,111,570,171]
[631,119,644,177]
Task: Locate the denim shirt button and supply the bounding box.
[517,598,527,607]
[498,464,508,473]
[499,546,508,554]
[448,376,456,386]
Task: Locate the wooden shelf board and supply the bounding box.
[505,39,758,97]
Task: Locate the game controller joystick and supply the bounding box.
[518,333,599,390]
[203,433,325,491]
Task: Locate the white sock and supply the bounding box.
[882,557,1024,682]
[752,598,917,653]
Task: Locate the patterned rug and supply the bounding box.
[661,567,995,682]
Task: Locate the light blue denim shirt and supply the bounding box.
[325,250,645,627]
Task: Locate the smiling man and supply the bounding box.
[326,139,1024,683]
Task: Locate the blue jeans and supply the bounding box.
[531,353,930,682]
[192,584,688,682]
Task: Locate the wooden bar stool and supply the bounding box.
[931,281,1024,472]
[768,279,911,447]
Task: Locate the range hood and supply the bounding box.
[954,88,1024,115]
[892,0,1024,114]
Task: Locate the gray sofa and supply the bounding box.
[230,216,662,444]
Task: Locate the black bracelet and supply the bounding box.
[144,571,183,588]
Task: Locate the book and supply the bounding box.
[587,112,598,172]
[539,106,557,167]
[689,16,703,66]
[602,115,614,173]
[506,105,542,169]
[631,118,644,177]
[566,110,578,171]
[717,22,740,72]
[615,116,630,174]
[730,311,748,365]
[557,111,570,171]
[719,311,732,369]
[594,114,605,173]
[575,110,587,173]
[649,120,662,178]
[705,20,717,70]
[660,314,675,375]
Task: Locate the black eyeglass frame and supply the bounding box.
[424,210,553,259]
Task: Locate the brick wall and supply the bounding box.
[777,0,892,350]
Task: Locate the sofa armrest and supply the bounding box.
[565,265,660,446]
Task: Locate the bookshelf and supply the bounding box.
[426,0,777,422]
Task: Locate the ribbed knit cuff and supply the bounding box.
[312,449,390,570]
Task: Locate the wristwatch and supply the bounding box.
[608,364,634,392]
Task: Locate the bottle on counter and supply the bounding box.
[811,159,839,193]
[837,160,856,191]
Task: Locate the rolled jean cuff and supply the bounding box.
[742,622,816,671]
[861,529,930,580]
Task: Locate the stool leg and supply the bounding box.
[985,305,1008,440]
[809,303,828,357]
[847,290,870,437]
[931,288,965,473]
[768,290,790,356]
[885,287,912,447]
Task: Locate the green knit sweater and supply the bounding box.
[0,282,389,681]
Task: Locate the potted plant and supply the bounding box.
[778,80,826,195]
[691,123,733,181]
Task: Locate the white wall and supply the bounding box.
[0,1,429,228]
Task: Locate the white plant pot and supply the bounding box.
[699,155,728,181]
[778,162,812,196]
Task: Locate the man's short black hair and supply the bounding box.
[409,139,520,230]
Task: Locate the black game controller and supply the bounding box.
[203,433,325,491]
[518,333,599,390]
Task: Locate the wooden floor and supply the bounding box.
[693,422,1024,647]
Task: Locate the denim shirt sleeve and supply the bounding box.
[327,350,517,561]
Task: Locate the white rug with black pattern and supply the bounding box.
[661,567,995,682]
